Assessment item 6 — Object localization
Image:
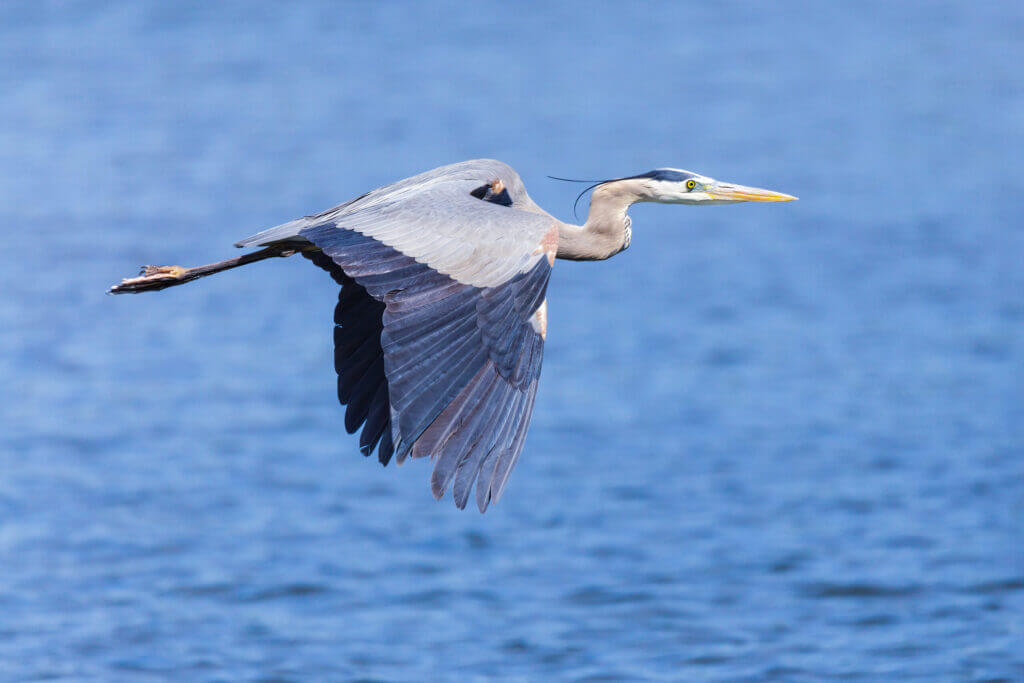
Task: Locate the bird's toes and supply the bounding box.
[109,265,189,294]
[138,265,187,278]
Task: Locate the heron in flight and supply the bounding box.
[110,159,795,512]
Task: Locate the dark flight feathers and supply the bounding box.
[302,225,549,511]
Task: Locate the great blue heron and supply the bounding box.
[110,159,795,512]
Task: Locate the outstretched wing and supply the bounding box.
[236,159,552,288]
[241,160,557,511]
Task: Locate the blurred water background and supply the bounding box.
[1,1,1022,680]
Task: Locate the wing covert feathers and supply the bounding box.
[300,205,551,511]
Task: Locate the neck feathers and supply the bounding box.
[555,180,645,261]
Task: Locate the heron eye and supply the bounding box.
[685,179,697,191]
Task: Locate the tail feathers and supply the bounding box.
[233,217,310,248]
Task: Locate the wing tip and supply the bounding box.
[430,473,447,501]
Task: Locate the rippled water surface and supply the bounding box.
[1,2,1022,680]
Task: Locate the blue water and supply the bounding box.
[1,2,1022,679]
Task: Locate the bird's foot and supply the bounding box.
[109,265,190,294]
[138,264,187,279]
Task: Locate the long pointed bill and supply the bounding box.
[708,182,797,202]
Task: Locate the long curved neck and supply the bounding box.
[555,181,644,261]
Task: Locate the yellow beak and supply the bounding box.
[708,183,798,202]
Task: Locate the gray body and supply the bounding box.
[111,159,794,512]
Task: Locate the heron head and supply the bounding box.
[552,168,797,219]
[631,168,797,205]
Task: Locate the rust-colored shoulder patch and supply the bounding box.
[538,223,559,266]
